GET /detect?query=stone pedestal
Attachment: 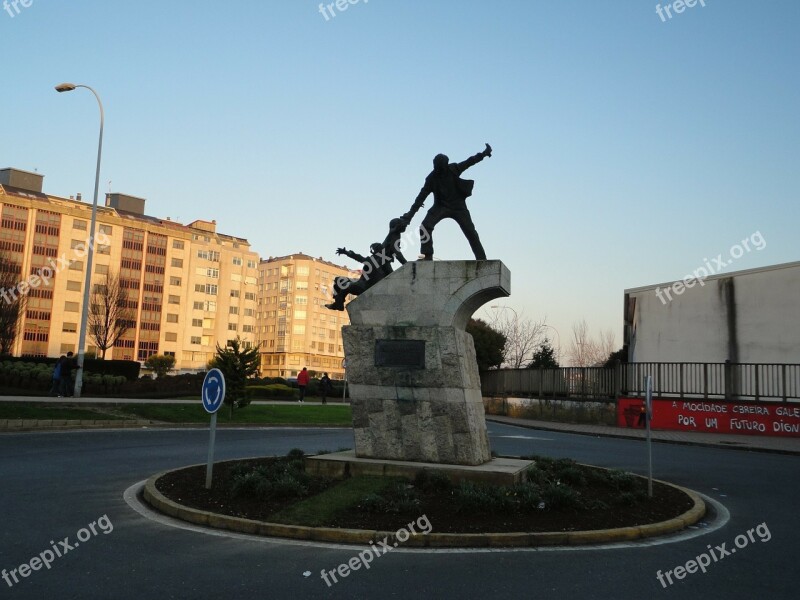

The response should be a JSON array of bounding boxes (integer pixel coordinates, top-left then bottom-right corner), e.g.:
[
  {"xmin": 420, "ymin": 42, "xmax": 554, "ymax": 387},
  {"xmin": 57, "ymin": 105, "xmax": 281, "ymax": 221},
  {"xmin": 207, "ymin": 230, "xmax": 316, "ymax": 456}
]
[{"xmin": 342, "ymin": 260, "xmax": 510, "ymax": 466}]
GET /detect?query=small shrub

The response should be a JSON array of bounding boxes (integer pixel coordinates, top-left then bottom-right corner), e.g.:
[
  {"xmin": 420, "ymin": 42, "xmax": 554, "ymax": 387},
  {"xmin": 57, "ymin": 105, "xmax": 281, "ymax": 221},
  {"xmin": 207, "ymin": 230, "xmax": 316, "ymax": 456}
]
[
  {"xmin": 541, "ymin": 483, "xmax": 582, "ymax": 510},
  {"xmin": 414, "ymin": 470, "xmax": 453, "ymax": 493}
]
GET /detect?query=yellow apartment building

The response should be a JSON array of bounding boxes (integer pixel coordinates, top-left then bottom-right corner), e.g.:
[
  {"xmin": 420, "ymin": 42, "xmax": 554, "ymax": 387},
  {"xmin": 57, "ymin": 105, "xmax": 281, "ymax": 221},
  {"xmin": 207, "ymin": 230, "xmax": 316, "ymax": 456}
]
[
  {"xmin": 0, "ymin": 168, "xmax": 259, "ymax": 371},
  {"xmin": 257, "ymin": 254, "xmax": 353, "ymax": 380}
]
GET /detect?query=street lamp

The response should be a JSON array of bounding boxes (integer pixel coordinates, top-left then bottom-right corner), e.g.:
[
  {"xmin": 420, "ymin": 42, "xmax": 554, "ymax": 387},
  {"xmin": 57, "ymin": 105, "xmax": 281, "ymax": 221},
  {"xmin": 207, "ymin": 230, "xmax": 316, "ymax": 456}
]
[{"xmin": 55, "ymin": 82, "xmax": 104, "ymax": 398}]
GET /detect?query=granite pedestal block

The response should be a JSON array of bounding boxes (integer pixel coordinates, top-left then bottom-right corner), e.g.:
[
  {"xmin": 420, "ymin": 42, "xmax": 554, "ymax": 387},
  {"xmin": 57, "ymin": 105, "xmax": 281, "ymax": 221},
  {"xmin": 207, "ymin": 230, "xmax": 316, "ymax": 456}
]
[{"xmin": 342, "ymin": 260, "xmax": 510, "ymax": 466}]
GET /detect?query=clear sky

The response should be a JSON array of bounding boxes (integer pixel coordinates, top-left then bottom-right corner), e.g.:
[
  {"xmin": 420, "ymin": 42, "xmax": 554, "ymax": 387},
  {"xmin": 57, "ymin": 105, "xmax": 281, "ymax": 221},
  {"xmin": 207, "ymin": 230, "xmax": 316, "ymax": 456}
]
[{"xmin": 2, "ymin": 0, "xmax": 798, "ymax": 355}]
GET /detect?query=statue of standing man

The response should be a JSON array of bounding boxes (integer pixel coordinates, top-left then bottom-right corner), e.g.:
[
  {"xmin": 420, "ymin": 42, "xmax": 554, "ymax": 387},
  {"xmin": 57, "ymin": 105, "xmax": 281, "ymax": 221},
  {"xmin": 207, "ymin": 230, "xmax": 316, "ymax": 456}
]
[{"xmin": 402, "ymin": 143, "xmax": 492, "ymax": 261}]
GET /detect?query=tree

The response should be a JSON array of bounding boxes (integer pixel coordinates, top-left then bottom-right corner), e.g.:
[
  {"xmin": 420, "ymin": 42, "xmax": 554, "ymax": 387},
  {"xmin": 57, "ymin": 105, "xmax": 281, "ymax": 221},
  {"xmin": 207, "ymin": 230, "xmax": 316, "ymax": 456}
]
[
  {"xmin": 88, "ymin": 271, "xmax": 135, "ymax": 359},
  {"xmin": 489, "ymin": 309, "xmax": 548, "ymax": 369},
  {"xmin": 466, "ymin": 318, "xmax": 506, "ymax": 371},
  {"xmin": 604, "ymin": 347, "xmax": 627, "ymax": 367},
  {"xmin": 0, "ymin": 252, "xmax": 26, "ymax": 356},
  {"xmin": 145, "ymin": 354, "xmax": 175, "ymax": 378},
  {"xmin": 566, "ymin": 319, "xmax": 617, "ymax": 367},
  {"xmin": 208, "ymin": 336, "xmax": 261, "ymax": 416},
  {"xmin": 528, "ymin": 338, "xmax": 559, "ymax": 368}
]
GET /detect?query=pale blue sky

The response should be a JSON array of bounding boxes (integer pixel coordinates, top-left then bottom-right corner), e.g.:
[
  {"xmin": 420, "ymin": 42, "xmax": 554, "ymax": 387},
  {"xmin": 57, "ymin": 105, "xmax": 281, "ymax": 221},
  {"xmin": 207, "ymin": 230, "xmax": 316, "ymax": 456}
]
[{"xmin": 2, "ymin": 0, "xmax": 798, "ymax": 353}]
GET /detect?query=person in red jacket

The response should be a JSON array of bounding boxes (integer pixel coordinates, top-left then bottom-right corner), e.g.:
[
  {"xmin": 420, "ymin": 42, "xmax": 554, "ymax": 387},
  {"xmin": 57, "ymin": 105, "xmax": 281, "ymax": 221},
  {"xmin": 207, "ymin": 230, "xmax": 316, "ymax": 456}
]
[{"xmin": 297, "ymin": 367, "xmax": 310, "ymax": 403}]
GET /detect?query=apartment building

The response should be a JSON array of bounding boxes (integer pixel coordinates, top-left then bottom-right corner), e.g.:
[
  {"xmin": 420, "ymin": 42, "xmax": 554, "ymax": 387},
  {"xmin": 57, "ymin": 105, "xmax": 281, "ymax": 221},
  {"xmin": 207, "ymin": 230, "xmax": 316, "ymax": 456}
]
[
  {"xmin": 0, "ymin": 168, "xmax": 259, "ymax": 370},
  {"xmin": 257, "ymin": 254, "xmax": 353, "ymax": 380}
]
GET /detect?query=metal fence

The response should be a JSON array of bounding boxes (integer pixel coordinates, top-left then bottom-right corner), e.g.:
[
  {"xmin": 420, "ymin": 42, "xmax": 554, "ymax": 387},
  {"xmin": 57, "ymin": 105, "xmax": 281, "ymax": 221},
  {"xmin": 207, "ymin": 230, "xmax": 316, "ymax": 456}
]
[{"xmin": 480, "ymin": 362, "xmax": 800, "ymax": 403}]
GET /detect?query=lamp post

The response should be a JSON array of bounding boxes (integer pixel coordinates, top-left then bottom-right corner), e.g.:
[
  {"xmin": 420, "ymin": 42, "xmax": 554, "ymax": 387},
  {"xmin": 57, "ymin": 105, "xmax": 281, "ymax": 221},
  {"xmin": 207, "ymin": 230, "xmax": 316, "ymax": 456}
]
[{"xmin": 55, "ymin": 83, "xmax": 104, "ymax": 398}]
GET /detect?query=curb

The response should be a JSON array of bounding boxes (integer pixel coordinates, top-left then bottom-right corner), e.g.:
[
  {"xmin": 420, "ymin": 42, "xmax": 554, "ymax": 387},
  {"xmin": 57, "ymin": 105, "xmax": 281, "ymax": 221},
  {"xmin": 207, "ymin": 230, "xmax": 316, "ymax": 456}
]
[
  {"xmin": 0, "ymin": 419, "xmax": 154, "ymax": 431},
  {"xmin": 485, "ymin": 416, "xmax": 800, "ymax": 456},
  {"xmin": 142, "ymin": 461, "xmax": 706, "ymax": 548}
]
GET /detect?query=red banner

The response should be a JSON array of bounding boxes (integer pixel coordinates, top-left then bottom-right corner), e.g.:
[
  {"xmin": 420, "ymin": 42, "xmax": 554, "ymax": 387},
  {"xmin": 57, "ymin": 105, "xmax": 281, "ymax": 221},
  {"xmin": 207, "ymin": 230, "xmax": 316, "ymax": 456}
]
[{"xmin": 617, "ymin": 397, "xmax": 800, "ymax": 438}]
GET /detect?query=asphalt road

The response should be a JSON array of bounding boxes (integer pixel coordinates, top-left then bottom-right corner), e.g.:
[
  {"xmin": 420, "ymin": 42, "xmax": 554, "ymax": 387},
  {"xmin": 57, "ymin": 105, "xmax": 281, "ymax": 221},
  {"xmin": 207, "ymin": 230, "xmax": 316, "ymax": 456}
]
[{"xmin": 0, "ymin": 423, "xmax": 797, "ymax": 599}]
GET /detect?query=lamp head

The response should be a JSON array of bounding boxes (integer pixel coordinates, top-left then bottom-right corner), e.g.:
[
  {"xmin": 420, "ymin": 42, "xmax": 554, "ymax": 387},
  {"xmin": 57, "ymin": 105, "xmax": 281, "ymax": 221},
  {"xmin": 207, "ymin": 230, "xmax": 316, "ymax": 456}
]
[{"xmin": 55, "ymin": 83, "xmax": 77, "ymax": 93}]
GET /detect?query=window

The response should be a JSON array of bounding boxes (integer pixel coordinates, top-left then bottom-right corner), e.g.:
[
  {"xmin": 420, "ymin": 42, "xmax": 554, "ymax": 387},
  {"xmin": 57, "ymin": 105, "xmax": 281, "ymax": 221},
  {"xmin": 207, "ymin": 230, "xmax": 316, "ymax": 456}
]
[
  {"xmin": 62, "ymin": 322, "xmax": 77, "ymax": 333},
  {"xmin": 70, "ymin": 239, "xmax": 86, "ymax": 250},
  {"xmin": 190, "ymin": 336, "xmax": 201, "ymax": 345},
  {"xmin": 228, "ymin": 323, "xmax": 237, "ymax": 331},
  {"xmin": 64, "ymin": 301, "xmax": 79, "ymax": 312},
  {"xmin": 229, "ymin": 306, "xmax": 239, "ymax": 315},
  {"xmin": 207, "ymin": 284, "xmax": 218, "ymax": 295},
  {"xmin": 207, "ymin": 268, "xmax": 219, "ymax": 278},
  {"xmin": 164, "ymin": 351, "xmax": 175, "ymax": 357},
  {"xmin": 165, "ymin": 332, "xmax": 177, "ymax": 342},
  {"xmin": 192, "ymin": 318, "xmax": 202, "ymax": 327},
  {"xmin": 232, "ymin": 257, "xmax": 242, "ymax": 266},
  {"xmin": 295, "ymin": 296, "xmax": 307, "ymax": 305},
  {"xmin": 166, "ymin": 314, "xmax": 179, "ymax": 323},
  {"xmin": 168, "ymin": 295, "xmax": 180, "ymax": 304},
  {"xmin": 244, "ymin": 308, "xmax": 254, "ymax": 317},
  {"xmin": 171, "ymin": 258, "xmax": 183, "ymax": 268},
  {"xmin": 97, "ymin": 244, "xmax": 110, "ymax": 255},
  {"xmin": 173, "ymin": 239, "xmax": 184, "ymax": 249},
  {"xmin": 245, "ymin": 292, "xmax": 256, "ymax": 301},
  {"xmin": 73, "ymin": 219, "xmax": 87, "ymax": 231},
  {"xmin": 242, "ymin": 325, "xmax": 254, "ymax": 333},
  {"xmin": 293, "ymin": 324, "xmax": 305, "ymax": 335},
  {"xmin": 205, "ymin": 301, "xmax": 216, "ymax": 312},
  {"xmin": 95, "ymin": 264, "xmax": 109, "ymax": 275},
  {"xmin": 193, "ymin": 301, "xmax": 204, "ymax": 310},
  {"xmin": 69, "ymin": 261, "xmax": 83, "ymax": 271},
  {"xmin": 66, "ymin": 280, "xmax": 81, "ymax": 292},
  {"xmin": 98, "ymin": 224, "xmax": 112, "ymax": 235},
  {"xmin": 247, "ymin": 260, "xmax": 256, "ymax": 269},
  {"xmin": 230, "ymin": 290, "xmax": 240, "ymax": 298},
  {"xmin": 60, "ymin": 343, "xmax": 76, "ymax": 354},
  {"xmin": 297, "ymin": 266, "xmax": 309, "ymax": 276},
  {"xmin": 170, "ymin": 276, "xmax": 181, "ymax": 286},
  {"xmin": 294, "ymin": 310, "xmax": 306, "ymax": 320}
]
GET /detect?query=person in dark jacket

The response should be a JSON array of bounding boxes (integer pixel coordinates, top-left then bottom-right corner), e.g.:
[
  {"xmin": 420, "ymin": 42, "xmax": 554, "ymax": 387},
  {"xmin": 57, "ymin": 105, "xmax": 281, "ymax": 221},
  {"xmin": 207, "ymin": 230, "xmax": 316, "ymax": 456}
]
[
  {"xmin": 59, "ymin": 351, "xmax": 77, "ymax": 397},
  {"xmin": 402, "ymin": 143, "xmax": 492, "ymax": 260},
  {"xmin": 50, "ymin": 355, "xmax": 65, "ymax": 396},
  {"xmin": 319, "ymin": 373, "xmax": 332, "ymax": 405}
]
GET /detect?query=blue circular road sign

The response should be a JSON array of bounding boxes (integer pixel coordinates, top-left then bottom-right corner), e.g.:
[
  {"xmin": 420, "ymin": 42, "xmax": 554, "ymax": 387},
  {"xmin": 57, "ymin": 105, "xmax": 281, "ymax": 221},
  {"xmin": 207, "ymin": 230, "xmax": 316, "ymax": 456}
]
[{"xmin": 202, "ymin": 368, "xmax": 226, "ymax": 414}]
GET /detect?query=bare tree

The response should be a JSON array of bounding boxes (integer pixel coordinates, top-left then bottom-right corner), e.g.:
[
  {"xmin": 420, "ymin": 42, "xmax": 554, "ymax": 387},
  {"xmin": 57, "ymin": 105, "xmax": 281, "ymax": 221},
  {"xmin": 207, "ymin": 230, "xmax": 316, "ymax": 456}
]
[
  {"xmin": 567, "ymin": 319, "xmax": 616, "ymax": 367},
  {"xmin": 490, "ymin": 309, "xmax": 548, "ymax": 369},
  {"xmin": 0, "ymin": 252, "xmax": 26, "ymax": 356},
  {"xmin": 88, "ymin": 271, "xmax": 135, "ymax": 359}
]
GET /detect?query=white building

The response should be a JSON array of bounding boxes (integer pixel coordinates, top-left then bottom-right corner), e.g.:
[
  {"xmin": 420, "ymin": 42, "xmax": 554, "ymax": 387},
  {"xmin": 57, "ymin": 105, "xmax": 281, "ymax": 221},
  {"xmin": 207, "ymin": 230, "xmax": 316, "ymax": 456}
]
[{"xmin": 624, "ymin": 261, "xmax": 800, "ymax": 364}]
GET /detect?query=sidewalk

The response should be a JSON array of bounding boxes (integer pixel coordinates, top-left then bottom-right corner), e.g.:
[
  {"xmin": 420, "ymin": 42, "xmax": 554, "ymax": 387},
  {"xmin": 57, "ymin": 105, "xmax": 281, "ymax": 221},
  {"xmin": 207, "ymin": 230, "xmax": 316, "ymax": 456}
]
[{"xmin": 486, "ymin": 415, "xmax": 800, "ymax": 455}]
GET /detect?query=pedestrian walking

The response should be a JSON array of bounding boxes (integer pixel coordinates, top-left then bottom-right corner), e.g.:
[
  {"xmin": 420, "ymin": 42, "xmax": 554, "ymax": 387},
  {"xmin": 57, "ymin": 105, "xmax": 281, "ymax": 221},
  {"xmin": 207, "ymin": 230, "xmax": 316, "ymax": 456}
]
[
  {"xmin": 319, "ymin": 373, "xmax": 332, "ymax": 405},
  {"xmin": 50, "ymin": 355, "xmax": 65, "ymax": 396},
  {"xmin": 59, "ymin": 351, "xmax": 77, "ymax": 397},
  {"xmin": 297, "ymin": 367, "xmax": 309, "ymax": 403}
]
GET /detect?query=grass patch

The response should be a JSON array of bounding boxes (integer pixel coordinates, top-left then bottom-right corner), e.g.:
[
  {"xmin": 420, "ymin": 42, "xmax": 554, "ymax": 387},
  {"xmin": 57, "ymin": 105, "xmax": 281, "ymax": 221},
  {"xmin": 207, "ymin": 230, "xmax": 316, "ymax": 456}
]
[
  {"xmin": 0, "ymin": 403, "xmax": 128, "ymax": 421},
  {"xmin": 118, "ymin": 403, "xmax": 352, "ymax": 425},
  {"xmin": 270, "ymin": 476, "xmax": 398, "ymax": 526}
]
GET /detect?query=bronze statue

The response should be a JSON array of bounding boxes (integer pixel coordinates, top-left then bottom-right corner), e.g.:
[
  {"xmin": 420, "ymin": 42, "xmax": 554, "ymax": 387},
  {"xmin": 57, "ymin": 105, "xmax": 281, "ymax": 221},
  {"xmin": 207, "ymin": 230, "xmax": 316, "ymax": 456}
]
[
  {"xmin": 325, "ymin": 243, "xmax": 393, "ymax": 311},
  {"xmin": 402, "ymin": 143, "xmax": 492, "ymax": 260}
]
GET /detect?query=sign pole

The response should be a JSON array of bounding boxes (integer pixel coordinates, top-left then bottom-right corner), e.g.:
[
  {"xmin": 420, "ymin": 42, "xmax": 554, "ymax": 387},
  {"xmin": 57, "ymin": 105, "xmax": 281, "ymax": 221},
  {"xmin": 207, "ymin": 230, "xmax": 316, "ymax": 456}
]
[
  {"xmin": 205, "ymin": 412, "xmax": 217, "ymax": 489},
  {"xmin": 201, "ymin": 368, "xmax": 226, "ymax": 490},
  {"xmin": 645, "ymin": 375, "xmax": 654, "ymax": 498}
]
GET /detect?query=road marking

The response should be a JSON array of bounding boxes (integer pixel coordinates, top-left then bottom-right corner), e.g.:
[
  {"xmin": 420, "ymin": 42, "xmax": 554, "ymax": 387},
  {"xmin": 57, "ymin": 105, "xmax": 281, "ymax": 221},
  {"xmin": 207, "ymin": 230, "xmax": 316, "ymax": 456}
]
[{"xmin": 495, "ymin": 435, "xmax": 552, "ymax": 441}]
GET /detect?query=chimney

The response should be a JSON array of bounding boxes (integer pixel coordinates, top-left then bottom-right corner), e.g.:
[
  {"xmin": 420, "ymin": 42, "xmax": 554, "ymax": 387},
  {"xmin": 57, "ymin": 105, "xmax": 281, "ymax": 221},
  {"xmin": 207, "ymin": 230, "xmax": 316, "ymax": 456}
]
[{"xmin": 76, "ymin": 193, "xmax": 82, "ymax": 202}]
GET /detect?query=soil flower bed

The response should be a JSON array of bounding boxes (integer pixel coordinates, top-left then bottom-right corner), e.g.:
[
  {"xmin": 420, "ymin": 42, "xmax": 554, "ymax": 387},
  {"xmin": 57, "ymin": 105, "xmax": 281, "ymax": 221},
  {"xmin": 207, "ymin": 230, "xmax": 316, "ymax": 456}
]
[{"xmin": 154, "ymin": 451, "xmax": 695, "ymax": 534}]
